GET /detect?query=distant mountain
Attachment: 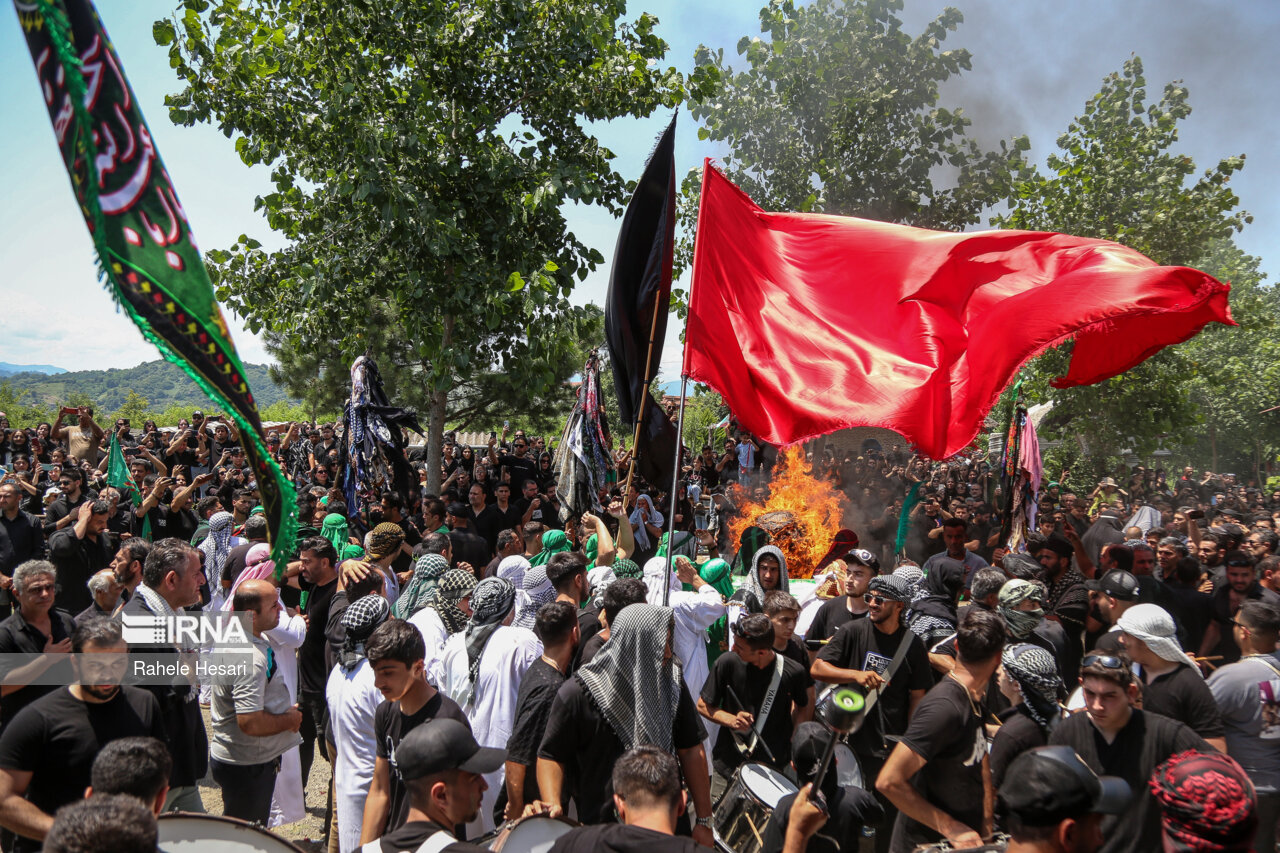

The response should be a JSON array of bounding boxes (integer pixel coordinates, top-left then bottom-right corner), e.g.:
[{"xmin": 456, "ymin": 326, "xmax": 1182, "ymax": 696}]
[
  {"xmin": 0, "ymin": 359, "xmax": 297, "ymax": 413},
  {"xmin": 0, "ymin": 362, "xmax": 66, "ymax": 376}
]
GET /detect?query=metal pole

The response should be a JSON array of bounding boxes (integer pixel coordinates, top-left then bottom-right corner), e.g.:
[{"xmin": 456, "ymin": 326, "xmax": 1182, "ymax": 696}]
[{"xmin": 662, "ymin": 375, "xmax": 689, "ymax": 607}]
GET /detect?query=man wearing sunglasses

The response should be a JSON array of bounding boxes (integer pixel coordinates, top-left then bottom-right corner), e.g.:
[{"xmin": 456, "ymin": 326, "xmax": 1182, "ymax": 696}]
[
  {"xmin": 813, "ymin": 575, "xmax": 931, "ymax": 853},
  {"xmin": 1049, "ymin": 651, "xmax": 1209, "ymax": 853}
]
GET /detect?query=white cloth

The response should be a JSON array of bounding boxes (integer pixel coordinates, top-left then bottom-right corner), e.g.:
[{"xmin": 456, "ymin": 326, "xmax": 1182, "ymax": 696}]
[
  {"xmin": 429, "ymin": 625, "xmax": 541, "ymax": 836},
  {"xmin": 266, "ymin": 612, "xmax": 306, "ymax": 828},
  {"xmin": 642, "ymin": 559, "xmax": 726, "ymax": 703},
  {"xmin": 407, "ymin": 606, "xmax": 450, "ymax": 682},
  {"xmin": 629, "ymin": 495, "xmax": 664, "ymax": 551},
  {"xmin": 326, "ymin": 658, "xmax": 384, "ymax": 853},
  {"xmin": 1117, "ymin": 603, "xmax": 1199, "ymax": 671},
  {"xmin": 496, "ymin": 555, "xmax": 531, "ymax": 587}
]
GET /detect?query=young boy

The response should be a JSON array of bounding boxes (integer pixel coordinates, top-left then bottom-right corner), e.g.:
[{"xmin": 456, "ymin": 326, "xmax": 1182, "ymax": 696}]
[
  {"xmin": 764, "ymin": 590, "xmax": 816, "ymax": 715},
  {"xmin": 359, "ymin": 619, "xmax": 470, "ymax": 844}
]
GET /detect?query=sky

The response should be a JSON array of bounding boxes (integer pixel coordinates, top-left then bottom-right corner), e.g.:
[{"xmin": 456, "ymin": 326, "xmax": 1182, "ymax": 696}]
[{"xmin": 1, "ymin": 0, "xmax": 1276, "ymax": 382}]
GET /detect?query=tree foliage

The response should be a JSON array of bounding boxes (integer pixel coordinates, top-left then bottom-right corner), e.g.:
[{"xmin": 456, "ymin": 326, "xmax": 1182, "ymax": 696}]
[
  {"xmin": 994, "ymin": 58, "xmax": 1254, "ymax": 475},
  {"xmin": 155, "ymin": 0, "xmax": 710, "ymax": 491},
  {"xmin": 673, "ymin": 0, "xmax": 1029, "ymax": 299}
]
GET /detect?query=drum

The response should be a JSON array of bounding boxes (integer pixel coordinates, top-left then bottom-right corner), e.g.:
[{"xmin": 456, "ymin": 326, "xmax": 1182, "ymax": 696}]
[
  {"xmin": 486, "ymin": 815, "xmax": 577, "ymax": 852},
  {"xmin": 713, "ymin": 763, "xmax": 798, "ymax": 853},
  {"xmin": 911, "ymin": 833, "xmax": 1010, "ymax": 852},
  {"xmin": 156, "ymin": 813, "xmax": 305, "ymax": 852}
]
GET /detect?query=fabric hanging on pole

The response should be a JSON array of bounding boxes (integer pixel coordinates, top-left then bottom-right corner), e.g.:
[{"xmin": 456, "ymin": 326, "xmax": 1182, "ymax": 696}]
[
  {"xmin": 684, "ymin": 162, "xmax": 1235, "ymax": 459},
  {"xmin": 17, "ymin": 0, "xmax": 297, "ymax": 571},
  {"xmin": 340, "ymin": 355, "xmax": 423, "ymax": 523},
  {"xmin": 604, "ymin": 113, "xmax": 679, "ymax": 490},
  {"xmin": 555, "ymin": 351, "xmax": 615, "ymax": 520}
]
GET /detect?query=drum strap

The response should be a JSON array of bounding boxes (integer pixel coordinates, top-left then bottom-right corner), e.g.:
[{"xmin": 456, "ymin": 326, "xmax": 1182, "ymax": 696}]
[
  {"xmin": 861, "ymin": 626, "xmax": 915, "ymax": 716},
  {"xmin": 744, "ymin": 651, "xmax": 786, "ymax": 753}
]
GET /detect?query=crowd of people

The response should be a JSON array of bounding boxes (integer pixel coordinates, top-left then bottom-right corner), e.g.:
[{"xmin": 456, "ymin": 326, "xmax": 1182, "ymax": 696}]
[{"xmin": 0, "ymin": 403, "xmax": 1276, "ymax": 853}]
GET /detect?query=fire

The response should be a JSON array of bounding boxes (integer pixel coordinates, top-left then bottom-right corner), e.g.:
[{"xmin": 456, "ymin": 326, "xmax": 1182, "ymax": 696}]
[{"xmin": 729, "ymin": 446, "xmax": 847, "ymax": 579}]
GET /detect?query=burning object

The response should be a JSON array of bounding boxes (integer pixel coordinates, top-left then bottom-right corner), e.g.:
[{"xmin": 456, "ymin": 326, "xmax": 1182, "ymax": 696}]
[{"xmin": 729, "ymin": 447, "xmax": 847, "ymax": 579}]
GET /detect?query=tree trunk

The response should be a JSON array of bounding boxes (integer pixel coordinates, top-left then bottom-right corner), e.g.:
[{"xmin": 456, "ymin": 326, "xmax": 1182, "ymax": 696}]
[
  {"xmin": 424, "ymin": 315, "xmax": 455, "ymax": 497},
  {"xmin": 1210, "ymin": 423, "xmax": 1218, "ymax": 472}
]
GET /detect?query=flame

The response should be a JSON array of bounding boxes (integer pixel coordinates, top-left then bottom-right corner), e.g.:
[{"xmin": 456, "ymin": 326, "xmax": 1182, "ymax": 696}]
[{"xmin": 729, "ymin": 446, "xmax": 847, "ymax": 579}]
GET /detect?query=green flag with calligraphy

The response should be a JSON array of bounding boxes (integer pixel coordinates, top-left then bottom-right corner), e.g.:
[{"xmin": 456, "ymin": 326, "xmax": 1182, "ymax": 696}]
[
  {"xmin": 15, "ymin": 0, "xmax": 297, "ymax": 571},
  {"xmin": 106, "ymin": 432, "xmax": 151, "ymax": 540}
]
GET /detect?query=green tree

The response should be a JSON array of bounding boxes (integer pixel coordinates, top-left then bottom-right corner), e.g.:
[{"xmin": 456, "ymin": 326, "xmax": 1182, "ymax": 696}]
[
  {"xmin": 673, "ymin": 0, "xmax": 1029, "ymax": 297},
  {"xmin": 0, "ymin": 383, "xmax": 51, "ymax": 429},
  {"xmin": 156, "ymin": 0, "xmax": 710, "ymax": 493},
  {"xmin": 993, "ymin": 58, "xmax": 1251, "ymax": 474},
  {"xmin": 111, "ymin": 391, "xmax": 151, "ymax": 426}
]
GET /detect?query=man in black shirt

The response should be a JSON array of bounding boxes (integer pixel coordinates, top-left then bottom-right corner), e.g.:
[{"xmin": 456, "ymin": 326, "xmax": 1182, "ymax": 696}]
[
  {"xmin": 361, "ymin": 619, "xmax": 469, "ymax": 843},
  {"xmin": 41, "ymin": 470, "xmax": 90, "ymax": 538},
  {"xmin": 1115, "ymin": 603, "xmax": 1226, "ymax": 750},
  {"xmin": 467, "ymin": 483, "xmax": 503, "ymax": 555},
  {"xmin": 295, "ymin": 537, "xmax": 340, "ymax": 788},
  {"xmin": 489, "ymin": 484, "xmax": 523, "ymax": 541},
  {"xmin": 0, "ymin": 560, "xmax": 75, "ymax": 726},
  {"xmin": 1200, "ymin": 550, "xmax": 1280, "ymax": 664},
  {"xmin": 364, "ymin": 718, "xmax": 500, "ymax": 853},
  {"xmin": 117, "ymin": 539, "xmax": 209, "ymax": 813},
  {"xmin": 996, "ymin": 746, "xmax": 1131, "ymax": 853},
  {"xmin": 0, "ymin": 617, "xmax": 164, "ymax": 853},
  {"xmin": 878, "ymin": 607, "xmax": 1005, "ymax": 853},
  {"xmin": 549, "ymin": 747, "xmax": 702, "ymax": 853},
  {"xmin": 447, "ymin": 504, "xmax": 491, "ymax": 571},
  {"xmin": 505, "ymin": 601, "xmax": 577, "ymax": 819},
  {"xmin": 698, "ymin": 613, "xmax": 810, "ymax": 794},
  {"xmin": 0, "ymin": 483, "xmax": 43, "ymax": 617},
  {"xmin": 537, "ymin": 604, "xmax": 713, "ymax": 844},
  {"xmin": 1049, "ymin": 652, "xmax": 1209, "ymax": 853},
  {"xmin": 380, "ymin": 492, "xmax": 422, "ymax": 576},
  {"xmin": 762, "ymin": 722, "xmax": 885, "ymax": 853},
  {"xmin": 488, "ymin": 433, "xmax": 538, "ymax": 496},
  {"xmin": 805, "ymin": 554, "xmax": 872, "ymax": 645},
  {"xmin": 47, "ymin": 500, "xmax": 112, "ymax": 615},
  {"xmin": 813, "ymin": 574, "xmax": 930, "ymax": 853},
  {"xmin": 763, "ymin": 591, "xmax": 815, "ymax": 707}
]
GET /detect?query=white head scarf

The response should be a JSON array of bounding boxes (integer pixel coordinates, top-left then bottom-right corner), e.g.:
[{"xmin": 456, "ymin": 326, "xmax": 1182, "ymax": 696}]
[
  {"xmin": 1118, "ymin": 603, "xmax": 1199, "ymax": 672},
  {"xmin": 497, "ymin": 555, "xmax": 531, "ymax": 588},
  {"xmin": 642, "ymin": 556, "xmax": 680, "ymax": 606},
  {"xmin": 628, "ymin": 495, "xmax": 664, "ymax": 551}
]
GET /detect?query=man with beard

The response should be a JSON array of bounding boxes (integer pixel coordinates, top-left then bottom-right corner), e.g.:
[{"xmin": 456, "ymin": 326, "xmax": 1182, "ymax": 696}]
[
  {"xmin": 1084, "ymin": 569, "xmax": 1141, "ymax": 655},
  {"xmin": 812, "ymin": 574, "xmax": 930, "ymax": 853},
  {"xmin": 1035, "ymin": 535, "xmax": 1088, "ymax": 683},
  {"xmin": 1199, "ymin": 550, "xmax": 1280, "ymax": 664},
  {"xmin": 805, "ymin": 550, "xmax": 873, "ymax": 645},
  {"xmin": 47, "ymin": 500, "xmax": 112, "ymax": 615},
  {"xmin": 108, "ymin": 539, "xmax": 149, "ymax": 601},
  {"xmin": 0, "ymin": 618, "xmax": 163, "ymax": 853}
]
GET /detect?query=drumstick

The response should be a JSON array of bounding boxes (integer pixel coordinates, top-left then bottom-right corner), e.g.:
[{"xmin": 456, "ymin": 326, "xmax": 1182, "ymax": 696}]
[
  {"xmin": 725, "ymin": 684, "xmax": 777, "ymax": 764},
  {"xmin": 745, "ymin": 812, "xmax": 764, "ymax": 847}
]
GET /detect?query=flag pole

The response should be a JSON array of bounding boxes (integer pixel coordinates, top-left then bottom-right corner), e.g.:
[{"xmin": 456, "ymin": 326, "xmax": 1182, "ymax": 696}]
[
  {"xmin": 623, "ymin": 285, "xmax": 666, "ymax": 497},
  {"xmin": 662, "ymin": 375, "xmax": 689, "ymax": 608}
]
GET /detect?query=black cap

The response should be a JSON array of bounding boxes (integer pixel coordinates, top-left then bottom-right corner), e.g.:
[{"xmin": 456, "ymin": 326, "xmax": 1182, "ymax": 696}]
[
  {"xmin": 395, "ymin": 719, "xmax": 506, "ymax": 781},
  {"xmin": 1085, "ymin": 570, "xmax": 1141, "ymax": 602},
  {"xmin": 999, "ymin": 746, "xmax": 1130, "ymax": 827},
  {"xmin": 790, "ymin": 722, "xmax": 833, "ymax": 782},
  {"xmin": 446, "ymin": 502, "xmax": 469, "ymax": 518}
]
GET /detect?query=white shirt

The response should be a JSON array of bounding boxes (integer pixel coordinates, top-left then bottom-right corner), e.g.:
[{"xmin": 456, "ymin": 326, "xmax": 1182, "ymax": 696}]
[
  {"xmin": 326, "ymin": 659, "xmax": 383, "ymax": 853},
  {"xmin": 668, "ymin": 584, "xmax": 727, "ymax": 702},
  {"xmin": 408, "ymin": 606, "xmax": 450, "ymax": 682}
]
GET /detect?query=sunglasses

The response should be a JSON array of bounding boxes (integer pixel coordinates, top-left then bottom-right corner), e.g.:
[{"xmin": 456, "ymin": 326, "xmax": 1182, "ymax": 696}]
[
  {"xmin": 862, "ymin": 593, "xmax": 892, "ymax": 605},
  {"xmin": 1082, "ymin": 654, "xmax": 1125, "ymax": 670}
]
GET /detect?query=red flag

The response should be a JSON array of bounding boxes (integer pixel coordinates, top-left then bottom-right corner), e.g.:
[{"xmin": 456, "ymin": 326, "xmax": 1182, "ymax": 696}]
[{"xmin": 685, "ymin": 162, "xmax": 1234, "ymax": 458}]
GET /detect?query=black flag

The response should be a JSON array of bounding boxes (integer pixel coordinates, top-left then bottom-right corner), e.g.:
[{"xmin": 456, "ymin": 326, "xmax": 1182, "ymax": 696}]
[{"xmin": 605, "ymin": 113, "xmax": 679, "ymax": 491}]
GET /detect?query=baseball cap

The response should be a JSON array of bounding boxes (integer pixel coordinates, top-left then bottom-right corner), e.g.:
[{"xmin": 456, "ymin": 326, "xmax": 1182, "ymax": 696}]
[
  {"xmin": 999, "ymin": 745, "xmax": 1130, "ymax": 827},
  {"xmin": 1085, "ymin": 570, "xmax": 1141, "ymax": 602},
  {"xmin": 395, "ymin": 719, "xmax": 506, "ymax": 781}
]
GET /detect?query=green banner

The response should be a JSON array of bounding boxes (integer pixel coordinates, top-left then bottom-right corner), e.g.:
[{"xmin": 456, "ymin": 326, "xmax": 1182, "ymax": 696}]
[{"xmin": 16, "ymin": 0, "xmax": 297, "ymax": 570}]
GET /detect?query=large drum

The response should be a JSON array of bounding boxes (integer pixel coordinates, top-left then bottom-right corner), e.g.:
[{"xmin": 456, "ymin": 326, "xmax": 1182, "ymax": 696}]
[
  {"xmin": 156, "ymin": 813, "xmax": 305, "ymax": 852},
  {"xmin": 485, "ymin": 815, "xmax": 577, "ymax": 852},
  {"xmin": 713, "ymin": 763, "xmax": 798, "ymax": 853}
]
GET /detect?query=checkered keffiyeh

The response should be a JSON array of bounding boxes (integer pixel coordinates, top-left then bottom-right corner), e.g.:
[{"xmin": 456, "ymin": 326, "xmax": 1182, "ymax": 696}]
[
  {"xmin": 463, "ymin": 578, "xmax": 517, "ymax": 692},
  {"xmin": 1001, "ymin": 643, "xmax": 1063, "ymax": 731},
  {"xmin": 430, "ymin": 569, "xmax": 476, "ymax": 635},
  {"xmin": 339, "ymin": 594, "xmax": 390, "ymax": 670},
  {"xmin": 366, "ymin": 522, "xmax": 405, "ymax": 560},
  {"xmin": 514, "ymin": 568, "xmax": 556, "ymax": 630},
  {"xmin": 576, "ymin": 603, "xmax": 702, "ymax": 752},
  {"xmin": 868, "ymin": 574, "xmax": 912, "ymax": 603},
  {"xmin": 1151, "ymin": 750, "xmax": 1256, "ymax": 852}
]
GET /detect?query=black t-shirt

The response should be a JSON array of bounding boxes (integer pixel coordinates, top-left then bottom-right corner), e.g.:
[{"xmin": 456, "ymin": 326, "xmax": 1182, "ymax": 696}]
[
  {"xmin": 701, "ymin": 650, "xmax": 809, "ymax": 776},
  {"xmin": 577, "ymin": 632, "xmax": 606, "ymax": 667},
  {"xmin": 507, "ymin": 659, "xmax": 567, "ymax": 805},
  {"xmin": 0, "ymin": 511, "xmax": 43, "ymax": 576},
  {"xmin": 299, "ymin": 578, "xmax": 339, "ymax": 696},
  {"xmin": 448, "ymin": 530, "xmax": 491, "ymax": 571},
  {"xmin": 806, "ymin": 596, "xmax": 868, "ymax": 643},
  {"xmin": 0, "ymin": 607, "xmax": 77, "ymax": 726},
  {"xmin": 778, "ymin": 637, "xmax": 814, "ymax": 688},
  {"xmin": 549, "ymin": 823, "xmax": 701, "ymax": 853},
  {"xmin": 1142, "ymin": 663, "xmax": 1225, "ymax": 741},
  {"xmin": 570, "ymin": 609, "xmax": 602, "ymax": 673},
  {"xmin": 762, "ymin": 785, "xmax": 884, "ymax": 853},
  {"xmin": 497, "ymin": 454, "xmax": 539, "ymax": 491},
  {"xmin": 894, "ymin": 677, "xmax": 988, "ymax": 848},
  {"xmin": 816, "ymin": 619, "xmax": 932, "ymax": 756},
  {"xmin": 393, "ymin": 519, "xmax": 423, "ymax": 575},
  {"xmin": 989, "ymin": 706, "xmax": 1047, "ymax": 788},
  {"xmin": 374, "ymin": 691, "xmax": 470, "ymax": 834},
  {"xmin": 539, "ymin": 676, "xmax": 705, "ymax": 824},
  {"xmin": 1050, "ymin": 709, "xmax": 1208, "ymax": 853},
  {"xmin": 470, "ymin": 506, "xmax": 505, "ymax": 552},
  {"xmin": 221, "ymin": 540, "xmax": 256, "ymax": 588},
  {"xmin": 0, "ymin": 685, "xmax": 164, "ymax": 853},
  {"xmin": 376, "ymin": 820, "xmax": 486, "ymax": 853},
  {"xmin": 47, "ymin": 528, "xmax": 111, "ymax": 614}
]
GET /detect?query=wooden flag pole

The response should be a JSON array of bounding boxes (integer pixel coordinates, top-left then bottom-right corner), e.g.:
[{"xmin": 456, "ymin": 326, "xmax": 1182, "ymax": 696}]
[{"xmin": 623, "ymin": 285, "xmax": 666, "ymax": 497}]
